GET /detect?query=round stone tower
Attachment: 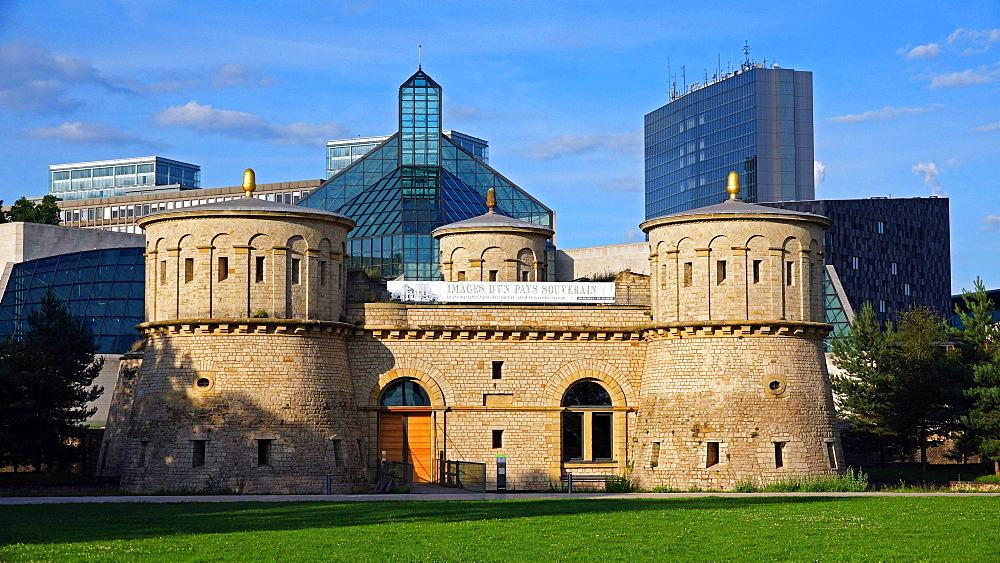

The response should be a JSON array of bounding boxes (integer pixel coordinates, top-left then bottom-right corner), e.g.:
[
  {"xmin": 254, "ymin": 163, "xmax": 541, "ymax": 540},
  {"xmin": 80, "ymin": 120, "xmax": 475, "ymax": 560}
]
[
  {"xmin": 632, "ymin": 172, "xmax": 842, "ymax": 490},
  {"xmin": 433, "ymin": 189, "xmax": 553, "ymax": 281},
  {"xmin": 117, "ymin": 170, "xmax": 365, "ymax": 493}
]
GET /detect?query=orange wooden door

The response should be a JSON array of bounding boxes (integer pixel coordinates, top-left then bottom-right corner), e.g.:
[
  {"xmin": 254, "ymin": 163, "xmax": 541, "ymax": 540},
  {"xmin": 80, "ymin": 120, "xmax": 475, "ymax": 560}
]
[
  {"xmin": 378, "ymin": 411, "xmax": 433, "ymax": 483},
  {"xmin": 405, "ymin": 413, "xmax": 433, "ymax": 483}
]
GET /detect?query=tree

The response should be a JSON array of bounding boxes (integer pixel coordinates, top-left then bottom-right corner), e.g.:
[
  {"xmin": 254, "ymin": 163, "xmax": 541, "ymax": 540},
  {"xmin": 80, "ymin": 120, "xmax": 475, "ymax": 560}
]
[
  {"xmin": 6, "ymin": 195, "xmax": 61, "ymax": 225},
  {"xmin": 955, "ymin": 279, "xmax": 1000, "ymax": 474},
  {"xmin": 0, "ymin": 292, "xmax": 103, "ymax": 471},
  {"xmin": 883, "ymin": 306, "xmax": 963, "ymax": 472},
  {"xmin": 0, "ymin": 200, "xmax": 9, "ymax": 223},
  {"xmin": 831, "ymin": 302, "xmax": 895, "ymax": 465}
]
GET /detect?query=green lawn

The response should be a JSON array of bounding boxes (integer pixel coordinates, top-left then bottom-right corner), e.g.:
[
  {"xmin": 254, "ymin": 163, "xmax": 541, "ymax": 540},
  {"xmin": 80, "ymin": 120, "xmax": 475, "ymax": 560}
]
[{"xmin": 2, "ymin": 497, "xmax": 999, "ymax": 561}]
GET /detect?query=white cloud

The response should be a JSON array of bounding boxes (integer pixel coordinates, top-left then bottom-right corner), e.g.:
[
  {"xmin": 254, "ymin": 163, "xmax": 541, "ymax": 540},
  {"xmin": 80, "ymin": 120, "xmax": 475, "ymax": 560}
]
[
  {"xmin": 21, "ymin": 121, "xmax": 161, "ymax": 146},
  {"xmin": 945, "ymin": 157, "xmax": 962, "ymax": 168},
  {"xmin": 929, "ymin": 68, "xmax": 997, "ymax": 88},
  {"xmin": 947, "ymin": 28, "xmax": 1000, "ymax": 45},
  {"xmin": 826, "ymin": 104, "xmax": 943, "ymax": 123},
  {"xmin": 984, "ymin": 215, "xmax": 1000, "ymax": 230},
  {"xmin": 814, "ymin": 161, "xmax": 826, "ymax": 185},
  {"xmin": 602, "ymin": 179, "xmax": 641, "ymax": 193},
  {"xmin": 0, "ymin": 41, "xmax": 128, "ymax": 113},
  {"xmin": 211, "ymin": 64, "xmax": 277, "ymax": 89},
  {"xmin": 972, "ymin": 121, "xmax": 1000, "ymax": 132},
  {"xmin": 912, "ymin": 161, "xmax": 946, "ymax": 196},
  {"xmin": 623, "ymin": 229, "xmax": 642, "ymax": 243},
  {"xmin": 445, "ymin": 105, "xmax": 484, "ymax": 121},
  {"xmin": 526, "ymin": 130, "xmax": 641, "ymax": 160},
  {"xmin": 898, "ymin": 43, "xmax": 941, "ymax": 60},
  {"xmin": 153, "ymin": 101, "xmax": 349, "ymax": 145}
]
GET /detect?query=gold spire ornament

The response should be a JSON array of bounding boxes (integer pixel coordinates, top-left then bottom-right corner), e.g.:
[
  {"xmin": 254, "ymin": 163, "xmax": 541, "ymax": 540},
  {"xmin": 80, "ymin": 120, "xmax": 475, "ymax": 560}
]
[
  {"xmin": 242, "ymin": 168, "xmax": 256, "ymax": 197},
  {"xmin": 726, "ymin": 171, "xmax": 741, "ymax": 200},
  {"xmin": 486, "ymin": 187, "xmax": 497, "ymax": 213}
]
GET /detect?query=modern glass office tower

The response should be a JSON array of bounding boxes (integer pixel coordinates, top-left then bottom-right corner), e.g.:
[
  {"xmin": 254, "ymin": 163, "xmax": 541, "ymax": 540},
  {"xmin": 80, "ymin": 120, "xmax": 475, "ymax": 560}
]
[
  {"xmin": 49, "ymin": 157, "xmax": 200, "ymax": 201},
  {"xmin": 302, "ymin": 69, "xmax": 552, "ymax": 281},
  {"xmin": 326, "ymin": 131, "xmax": 488, "ymax": 178},
  {"xmin": 644, "ymin": 66, "xmax": 814, "ymax": 219}
]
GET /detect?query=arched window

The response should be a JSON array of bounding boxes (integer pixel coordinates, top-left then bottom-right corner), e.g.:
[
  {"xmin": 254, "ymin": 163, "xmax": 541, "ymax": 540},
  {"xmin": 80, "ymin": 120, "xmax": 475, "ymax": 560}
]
[
  {"xmin": 561, "ymin": 380, "xmax": 613, "ymax": 462},
  {"xmin": 380, "ymin": 380, "xmax": 431, "ymax": 407}
]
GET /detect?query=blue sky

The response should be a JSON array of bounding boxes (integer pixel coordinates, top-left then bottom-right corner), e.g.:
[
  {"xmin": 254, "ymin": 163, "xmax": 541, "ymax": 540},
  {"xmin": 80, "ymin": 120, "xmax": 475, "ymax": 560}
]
[{"xmin": 0, "ymin": 0, "xmax": 997, "ymax": 293}]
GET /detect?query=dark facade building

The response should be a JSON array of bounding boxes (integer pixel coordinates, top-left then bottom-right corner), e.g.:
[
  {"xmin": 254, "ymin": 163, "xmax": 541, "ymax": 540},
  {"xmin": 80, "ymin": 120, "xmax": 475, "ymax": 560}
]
[
  {"xmin": 645, "ymin": 65, "xmax": 814, "ymax": 219},
  {"xmin": 301, "ymin": 69, "xmax": 553, "ymax": 281},
  {"xmin": 764, "ymin": 197, "xmax": 951, "ymax": 324}
]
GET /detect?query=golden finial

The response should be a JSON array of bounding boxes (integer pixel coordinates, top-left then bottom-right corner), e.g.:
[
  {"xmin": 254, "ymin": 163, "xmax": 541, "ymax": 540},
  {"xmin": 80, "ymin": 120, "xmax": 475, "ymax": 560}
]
[
  {"xmin": 486, "ymin": 187, "xmax": 497, "ymax": 213},
  {"xmin": 242, "ymin": 168, "xmax": 256, "ymax": 197},
  {"xmin": 726, "ymin": 171, "xmax": 741, "ymax": 200}
]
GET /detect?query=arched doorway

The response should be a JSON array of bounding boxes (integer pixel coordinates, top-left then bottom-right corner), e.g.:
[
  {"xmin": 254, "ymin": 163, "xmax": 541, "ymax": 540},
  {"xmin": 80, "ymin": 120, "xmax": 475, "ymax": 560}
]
[{"xmin": 378, "ymin": 380, "xmax": 433, "ymax": 482}]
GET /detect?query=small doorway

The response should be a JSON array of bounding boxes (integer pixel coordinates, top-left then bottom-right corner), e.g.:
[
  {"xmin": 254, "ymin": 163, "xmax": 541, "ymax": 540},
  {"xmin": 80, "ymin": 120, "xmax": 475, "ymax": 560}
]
[{"xmin": 378, "ymin": 380, "xmax": 433, "ymax": 482}]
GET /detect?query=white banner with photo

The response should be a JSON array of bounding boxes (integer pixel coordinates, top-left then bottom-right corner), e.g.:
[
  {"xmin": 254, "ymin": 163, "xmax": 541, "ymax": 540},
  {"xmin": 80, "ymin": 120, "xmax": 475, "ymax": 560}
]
[{"xmin": 387, "ymin": 281, "xmax": 616, "ymax": 304}]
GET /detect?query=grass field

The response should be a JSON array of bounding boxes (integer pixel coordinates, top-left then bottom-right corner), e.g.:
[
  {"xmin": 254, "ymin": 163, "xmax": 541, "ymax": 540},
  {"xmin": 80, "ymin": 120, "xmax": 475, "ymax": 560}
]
[{"xmin": 2, "ymin": 497, "xmax": 999, "ymax": 561}]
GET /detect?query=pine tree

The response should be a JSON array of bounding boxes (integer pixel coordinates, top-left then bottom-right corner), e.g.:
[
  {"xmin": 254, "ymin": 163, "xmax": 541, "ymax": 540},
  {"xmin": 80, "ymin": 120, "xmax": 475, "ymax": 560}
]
[
  {"xmin": 956, "ymin": 279, "xmax": 1000, "ymax": 474},
  {"xmin": 2, "ymin": 291, "xmax": 103, "ymax": 470},
  {"xmin": 831, "ymin": 302, "xmax": 895, "ymax": 465}
]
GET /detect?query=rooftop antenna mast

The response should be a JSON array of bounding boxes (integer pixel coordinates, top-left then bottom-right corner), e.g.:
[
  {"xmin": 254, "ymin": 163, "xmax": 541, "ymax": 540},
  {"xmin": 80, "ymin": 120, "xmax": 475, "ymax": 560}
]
[
  {"xmin": 418, "ymin": 45, "xmax": 422, "ymax": 70},
  {"xmin": 681, "ymin": 65, "xmax": 686, "ymax": 93},
  {"xmin": 742, "ymin": 41, "xmax": 751, "ymax": 71}
]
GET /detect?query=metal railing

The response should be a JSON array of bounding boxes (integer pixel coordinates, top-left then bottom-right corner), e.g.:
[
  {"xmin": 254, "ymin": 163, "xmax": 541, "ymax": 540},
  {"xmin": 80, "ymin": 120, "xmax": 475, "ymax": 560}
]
[
  {"xmin": 368, "ymin": 460, "xmax": 413, "ymax": 493},
  {"xmin": 440, "ymin": 456, "xmax": 487, "ymax": 493}
]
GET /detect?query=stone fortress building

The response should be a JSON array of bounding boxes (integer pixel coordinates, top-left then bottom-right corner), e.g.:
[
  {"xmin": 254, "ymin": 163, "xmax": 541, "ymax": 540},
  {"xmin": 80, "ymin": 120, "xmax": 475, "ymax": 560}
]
[{"xmin": 99, "ymin": 160, "xmax": 843, "ymax": 492}]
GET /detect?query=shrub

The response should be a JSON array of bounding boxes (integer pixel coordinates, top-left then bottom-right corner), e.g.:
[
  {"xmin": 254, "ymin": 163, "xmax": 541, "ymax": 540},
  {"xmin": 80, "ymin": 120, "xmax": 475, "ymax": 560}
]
[
  {"xmin": 251, "ymin": 310, "xmax": 268, "ymax": 318},
  {"xmin": 604, "ymin": 475, "xmax": 636, "ymax": 493},
  {"xmin": 973, "ymin": 474, "xmax": 1000, "ymax": 483}
]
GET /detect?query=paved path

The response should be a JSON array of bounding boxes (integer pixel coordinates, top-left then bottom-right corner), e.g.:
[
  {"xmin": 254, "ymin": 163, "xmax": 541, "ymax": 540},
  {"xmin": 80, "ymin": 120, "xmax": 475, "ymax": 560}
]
[{"xmin": 3, "ymin": 491, "xmax": 999, "ymax": 504}]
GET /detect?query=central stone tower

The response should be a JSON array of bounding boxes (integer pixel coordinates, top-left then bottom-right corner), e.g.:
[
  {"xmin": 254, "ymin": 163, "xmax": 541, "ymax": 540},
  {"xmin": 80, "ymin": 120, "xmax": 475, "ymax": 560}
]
[
  {"xmin": 109, "ymin": 171, "xmax": 366, "ymax": 493},
  {"xmin": 633, "ymin": 173, "xmax": 842, "ymax": 489}
]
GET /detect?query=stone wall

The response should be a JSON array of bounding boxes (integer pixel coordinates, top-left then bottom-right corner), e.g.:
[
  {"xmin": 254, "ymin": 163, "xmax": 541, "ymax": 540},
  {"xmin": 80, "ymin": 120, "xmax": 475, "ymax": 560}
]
[
  {"xmin": 96, "ymin": 352, "xmax": 143, "ymax": 478},
  {"xmin": 115, "ymin": 324, "xmax": 365, "ymax": 493},
  {"xmin": 633, "ymin": 329, "xmax": 841, "ymax": 490},
  {"xmin": 437, "ymin": 226, "xmax": 550, "ymax": 282},
  {"xmin": 142, "ymin": 213, "xmax": 350, "ymax": 322},
  {"xmin": 349, "ymin": 331, "xmax": 645, "ymax": 490}
]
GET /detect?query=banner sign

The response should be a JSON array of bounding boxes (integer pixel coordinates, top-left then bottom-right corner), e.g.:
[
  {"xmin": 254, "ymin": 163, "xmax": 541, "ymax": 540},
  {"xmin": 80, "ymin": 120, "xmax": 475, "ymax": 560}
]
[{"xmin": 387, "ymin": 281, "xmax": 616, "ymax": 304}]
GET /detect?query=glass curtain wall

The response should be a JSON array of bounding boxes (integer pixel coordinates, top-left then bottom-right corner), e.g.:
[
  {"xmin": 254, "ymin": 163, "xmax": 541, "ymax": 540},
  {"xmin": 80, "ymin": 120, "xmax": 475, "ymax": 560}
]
[
  {"xmin": 0, "ymin": 247, "xmax": 146, "ymax": 354},
  {"xmin": 299, "ymin": 69, "xmax": 553, "ymax": 281}
]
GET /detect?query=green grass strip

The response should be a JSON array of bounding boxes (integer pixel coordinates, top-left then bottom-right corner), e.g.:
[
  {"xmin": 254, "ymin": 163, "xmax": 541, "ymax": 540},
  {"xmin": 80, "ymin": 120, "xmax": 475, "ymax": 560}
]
[{"xmin": 2, "ymin": 497, "xmax": 999, "ymax": 561}]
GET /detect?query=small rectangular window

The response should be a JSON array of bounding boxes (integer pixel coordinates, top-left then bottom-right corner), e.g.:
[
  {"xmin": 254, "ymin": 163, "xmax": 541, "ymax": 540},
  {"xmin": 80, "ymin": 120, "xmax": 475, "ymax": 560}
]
[
  {"xmin": 891, "ymin": 262, "xmax": 898, "ymax": 275},
  {"xmin": 683, "ymin": 262, "xmax": 693, "ymax": 287},
  {"xmin": 192, "ymin": 440, "xmax": 206, "ymax": 467},
  {"xmin": 218, "ymin": 256, "xmax": 229, "ymax": 282},
  {"xmin": 716, "ymin": 260, "xmax": 727, "ymax": 284},
  {"xmin": 332, "ymin": 439, "xmax": 343, "ymax": 466},
  {"xmin": 706, "ymin": 442, "xmax": 720, "ymax": 467},
  {"xmin": 852, "ymin": 256, "xmax": 859, "ymax": 270},
  {"xmin": 879, "ymin": 300, "xmax": 886, "ymax": 313},
  {"xmin": 520, "ymin": 270, "xmax": 529, "ymax": 281},
  {"xmin": 457, "ymin": 271, "xmax": 466, "ymax": 281},
  {"xmin": 492, "ymin": 361, "xmax": 503, "ymax": 379},
  {"xmin": 826, "ymin": 442, "xmax": 838, "ymax": 469},
  {"xmin": 320, "ymin": 261, "xmax": 328, "ymax": 286},
  {"xmin": 139, "ymin": 440, "xmax": 148, "ymax": 468},
  {"xmin": 878, "ymin": 221, "xmax": 885, "ymax": 234},
  {"xmin": 904, "ymin": 283, "xmax": 911, "ymax": 296},
  {"xmin": 257, "ymin": 439, "xmax": 272, "ymax": 467},
  {"xmin": 492, "ymin": 429, "xmax": 504, "ymax": 449},
  {"xmin": 160, "ymin": 261, "xmax": 167, "ymax": 285},
  {"xmin": 256, "ymin": 256, "xmax": 266, "ymax": 283},
  {"xmin": 774, "ymin": 442, "xmax": 785, "ymax": 468},
  {"xmin": 752, "ymin": 260, "xmax": 762, "ymax": 284},
  {"xmin": 184, "ymin": 258, "xmax": 194, "ymax": 283},
  {"xmin": 785, "ymin": 261, "xmax": 794, "ymax": 286},
  {"xmin": 291, "ymin": 258, "xmax": 301, "ymax": 285},
  {"xmin": 650, "ymin": 442, "xmax": 661, "ymax": 468},
  {"xmin": 489, "ymin": 270, "xmax": 498, "ymax": 282}
]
